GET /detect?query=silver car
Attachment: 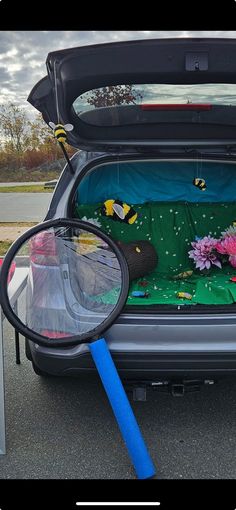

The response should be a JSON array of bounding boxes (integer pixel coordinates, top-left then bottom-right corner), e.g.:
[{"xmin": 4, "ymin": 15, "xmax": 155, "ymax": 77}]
[{"xmin": 25, "ymin": 38, "xmax": 236, "ymax": 395}]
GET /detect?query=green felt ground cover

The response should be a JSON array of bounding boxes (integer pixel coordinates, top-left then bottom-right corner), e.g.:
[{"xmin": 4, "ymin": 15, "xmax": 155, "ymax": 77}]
[{"xmin": 75, "ymin": 201, "xmax": 236, "ymax": 305}]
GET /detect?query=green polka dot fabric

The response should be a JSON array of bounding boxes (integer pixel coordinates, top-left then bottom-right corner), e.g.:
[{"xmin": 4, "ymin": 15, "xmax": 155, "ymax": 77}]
[{"xmin": 75, "ymin": 201, "xmax": 236, "ymax": 306}]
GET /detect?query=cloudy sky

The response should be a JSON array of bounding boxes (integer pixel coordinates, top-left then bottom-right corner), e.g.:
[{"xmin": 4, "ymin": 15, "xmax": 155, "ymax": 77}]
[{"xmin": 1, "ymin": 30, "xmax": 236, "ymax": 120}]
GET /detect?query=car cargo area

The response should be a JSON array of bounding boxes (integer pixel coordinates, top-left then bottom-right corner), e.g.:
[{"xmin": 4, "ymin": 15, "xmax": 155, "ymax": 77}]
[{"xmin": 73, "ymin": 158, "xmax": 236, "ymax": 308}]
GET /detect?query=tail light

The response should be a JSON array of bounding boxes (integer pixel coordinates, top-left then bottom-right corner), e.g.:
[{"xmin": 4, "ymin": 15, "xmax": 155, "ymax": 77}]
[
  {"xmin": 140, "ymin": 103, "xmax": 212, "ymax": 111},
  {"xmin": 0, "ymin": 258, "xmax": 16, "ymax": 283},
  {"xmin": 41, "ymin": 329, "xmax": 71, "ymax": 338},
  {"xmin": 29, "ymin": 231, "xmax": 58, "ymax": 266}
]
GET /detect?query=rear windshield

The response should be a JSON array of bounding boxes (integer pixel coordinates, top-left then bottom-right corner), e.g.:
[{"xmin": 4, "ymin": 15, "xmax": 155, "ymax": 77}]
[{"xmin": 73, "ymin": 83, "xmax": 236, "ymax": 128}]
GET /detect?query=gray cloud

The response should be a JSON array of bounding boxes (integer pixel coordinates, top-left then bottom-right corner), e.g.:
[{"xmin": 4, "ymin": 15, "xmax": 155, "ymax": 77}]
[{"xmin": 1, "ymin": 30, "xmax": 236, "ymax": 120}]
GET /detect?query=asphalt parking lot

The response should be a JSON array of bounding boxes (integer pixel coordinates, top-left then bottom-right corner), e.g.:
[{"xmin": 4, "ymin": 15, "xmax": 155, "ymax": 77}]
[
  {"xmin": 0, "ymin": 193, "xmax": 51, "ymax": 221},
  {"xmin": 1, "ymin": 318, "xmax": 236, "ymax": 480}
]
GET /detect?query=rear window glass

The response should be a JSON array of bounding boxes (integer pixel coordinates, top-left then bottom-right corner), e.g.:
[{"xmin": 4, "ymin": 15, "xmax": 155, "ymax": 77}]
[{"xmin": 73, "ymin": 83, "xmax": 236, "ymax": 127}]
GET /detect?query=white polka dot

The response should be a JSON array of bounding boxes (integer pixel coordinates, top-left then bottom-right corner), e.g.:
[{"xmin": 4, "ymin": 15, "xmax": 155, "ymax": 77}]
[
  {"xmin": 169, "ymin": 209, "xmax": 173, "ymax": 213},
  {"xmin": 165, "ymin": 251, "xmax": 169, "ymax": 254},
  {"xmin": 161, "ymin": 238, "xmax": 164, "ymax": 241},
  {"xmin": 194, "ymin": 221, "xmax": 197, "ymax": 224},
  {"xmin": 174, "ymin": 226, "xmax": 177, "ymax": 230},
  {"xmin": 173, "ymin": 254, "xmax": 176, "ymax": 257},
  {"xmin": 210, "ymin": 216, "xmax": 214, "ymax": 220},
  {"xmin": 178, "ymin": 227, "xmax": 181, "ymax": 231},
  {"xmin": 160, "ymin": 215, "xmax": 163, "ymax": 219},
  {"xmin": 152, "ymin": 218, "xmax": 155, "ymax": 221},
  {"xmin": 176, "ymin": 232, "xmax": 179, "ymax": 235},
  {"xmin": 202, "ymin": 214, "xmax": 206, "ymax": 218},
  {"xmin": 175, "ymin": 211, "xmax": 178, "ymax": 214}
]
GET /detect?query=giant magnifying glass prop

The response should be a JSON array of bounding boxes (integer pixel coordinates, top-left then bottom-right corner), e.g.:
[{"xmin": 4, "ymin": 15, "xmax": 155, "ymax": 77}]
[{"xmin": 0, "ymin": 219, "xmax": 156, "ymax": 479}]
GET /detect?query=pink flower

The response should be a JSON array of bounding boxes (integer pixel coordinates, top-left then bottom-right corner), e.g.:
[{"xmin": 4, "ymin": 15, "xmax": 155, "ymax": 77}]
[
  {"xmin": 188, "ymin": 236, "xmax": 222, "ymax": 271},
  {"xmin": 216, "ymin": 236, "xmax": 236, "ymax": 268}
]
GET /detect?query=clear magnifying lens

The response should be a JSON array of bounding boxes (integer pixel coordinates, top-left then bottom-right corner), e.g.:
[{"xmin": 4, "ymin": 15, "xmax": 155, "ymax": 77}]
[{"xmin": 2, "ymin": 220, "xmax": 128, "ymax": 346}]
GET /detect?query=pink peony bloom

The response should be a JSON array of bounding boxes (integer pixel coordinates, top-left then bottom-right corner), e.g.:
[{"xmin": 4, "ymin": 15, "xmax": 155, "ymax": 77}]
[
  {"xmin": 216, "ymin": 236, "xmax": 236, "ymax": 268},
  {"xmin": 188, "ymin": 236, "xmax": 222, "ymax": 271}
]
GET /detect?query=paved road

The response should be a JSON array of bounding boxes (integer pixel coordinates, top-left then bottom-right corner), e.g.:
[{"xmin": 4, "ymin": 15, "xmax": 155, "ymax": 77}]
[
  {"xmin": 0, "ymin": 193, "xmax": 52, "ymax": 222},
  {"xmin": 0, "ymin": 182, "xmax": 44, "ymax": 187},
  {"xmin": 0, "ymin": 318, "xmax": 236, "ymax": 479}
]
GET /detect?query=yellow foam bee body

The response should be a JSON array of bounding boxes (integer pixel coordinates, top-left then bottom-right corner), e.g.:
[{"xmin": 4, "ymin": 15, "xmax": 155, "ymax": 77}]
[
  {"xmin": 49, "ymin": 122, "xmax": 73, "ymax": 144},
  {"xmin": 101, "ymin": 199, "xmax": 138, "ymax": 224}
]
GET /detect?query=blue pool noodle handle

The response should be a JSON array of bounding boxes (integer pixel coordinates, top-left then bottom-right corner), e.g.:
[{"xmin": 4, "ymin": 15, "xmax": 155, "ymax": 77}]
[{"xmin": 89, "ymin": 337, "xmax": 156, "ymax": 479}]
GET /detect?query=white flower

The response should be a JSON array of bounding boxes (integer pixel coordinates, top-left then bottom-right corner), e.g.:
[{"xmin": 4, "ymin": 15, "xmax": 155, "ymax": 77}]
[{"xmin": 81, "ymin": 216, "xmax": 102, "ymax": 228}]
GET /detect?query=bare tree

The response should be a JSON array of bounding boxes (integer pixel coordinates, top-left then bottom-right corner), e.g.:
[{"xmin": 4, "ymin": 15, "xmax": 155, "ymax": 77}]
[
  {"xmin": 86, "ymin": 85, "xmax": 142, "ymax": 108},
  {"xmin": 0, "ymin": 102, "xmax": 28, "ymax": 153}
]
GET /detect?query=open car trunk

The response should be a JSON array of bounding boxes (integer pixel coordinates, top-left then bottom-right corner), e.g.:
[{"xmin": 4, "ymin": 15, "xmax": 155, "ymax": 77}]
[{"xmin": 73, "ymin": 157, "xmax": 236, "ymax": 310}]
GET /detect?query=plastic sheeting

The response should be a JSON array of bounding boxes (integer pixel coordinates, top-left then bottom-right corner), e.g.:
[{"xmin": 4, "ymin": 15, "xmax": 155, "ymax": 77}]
[
  {"xmin": 77, "ymin": 160, "xmax": 236, "ymax": 204},
  {"xmin": 7, "ymin": 226, "xmax": 123, "ymax": 340}
]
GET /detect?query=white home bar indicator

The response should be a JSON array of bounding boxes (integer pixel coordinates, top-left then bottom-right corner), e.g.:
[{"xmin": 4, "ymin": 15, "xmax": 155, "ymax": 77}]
[{"xmin": 76, "ymin": 504, "xmax": 161, "ymax": 507}]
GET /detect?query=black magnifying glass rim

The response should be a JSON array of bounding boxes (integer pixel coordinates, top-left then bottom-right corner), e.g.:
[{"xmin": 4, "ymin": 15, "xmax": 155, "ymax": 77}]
[{"xmin": 0, "ymin": 218, "xmax": 130, "ymax": 347}]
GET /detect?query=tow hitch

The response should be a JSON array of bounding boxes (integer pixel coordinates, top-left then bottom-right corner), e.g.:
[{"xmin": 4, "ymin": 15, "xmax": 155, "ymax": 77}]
[{"xmin": 126, "ymin": 379, "xmax": 215, "ymax": 401}]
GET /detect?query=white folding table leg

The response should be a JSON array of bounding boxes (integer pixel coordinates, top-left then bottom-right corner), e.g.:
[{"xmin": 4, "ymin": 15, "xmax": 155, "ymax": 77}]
[{"xmin": 0, "ymin": 308, "xmax": 6, "ymax": 454}]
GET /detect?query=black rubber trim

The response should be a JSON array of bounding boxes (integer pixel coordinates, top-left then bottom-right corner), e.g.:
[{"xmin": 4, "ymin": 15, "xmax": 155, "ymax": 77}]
[
  {"xmin": 0, "ymin": 218, "xmax": 129, "ymax": 348},
  {"xmin": 124, "ymin": 304, "xmax": 236, "ymax": 314}
]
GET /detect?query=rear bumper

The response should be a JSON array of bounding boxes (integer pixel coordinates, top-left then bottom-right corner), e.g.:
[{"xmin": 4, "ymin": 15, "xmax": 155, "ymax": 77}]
[
  {"xmin": 28, "ymin": 310, "xmax": 236, "ymax": 378},
  {"xmin": 29, "ymin": 346, "xmax": 236, "ymax": 379}
]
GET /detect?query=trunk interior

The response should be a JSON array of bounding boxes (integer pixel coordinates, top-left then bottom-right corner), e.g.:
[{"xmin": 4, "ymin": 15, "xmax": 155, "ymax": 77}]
[{"xmin": 73, "ymin": 157, "xmax": 236, "ymax": 311}]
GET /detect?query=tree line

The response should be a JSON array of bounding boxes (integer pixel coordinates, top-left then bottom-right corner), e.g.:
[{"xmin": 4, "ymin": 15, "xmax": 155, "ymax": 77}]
[
  {"xmin": 0, "ymin": 87, "xmax": 141, "ymax": 181},
  {"xmin": 0, "ymin": 103, "xmax": 75, "ymax": 181}
]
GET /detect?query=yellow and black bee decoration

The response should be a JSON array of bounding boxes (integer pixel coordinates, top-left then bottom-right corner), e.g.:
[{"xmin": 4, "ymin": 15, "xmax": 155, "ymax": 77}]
[
  {"xmin": 193, "ymin": 178, "xmax": 206, "ymax": 191},
  {"xmin": 49, "ymin": 122, "xmax": 74, "ymax": 144},
  {"xmin": 100, "ymin": 199, "xmax": 138, "ymax": 225}
]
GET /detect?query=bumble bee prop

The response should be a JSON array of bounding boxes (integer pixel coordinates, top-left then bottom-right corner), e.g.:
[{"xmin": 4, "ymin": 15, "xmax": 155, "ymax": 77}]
[
  {"xmin": 100, "ymin": 199, "xmax": 138, "ymax": 224},
  {"xmin": 48, "ymin": 122, "xmax": 75, "ymax": 175},
  {"xmin": 193, "ymin": 178, "xmax": 206, "ymax": 191},
  {"xmin": 49, "ymin": 122, "xmax": 74, "ymax": 144}
]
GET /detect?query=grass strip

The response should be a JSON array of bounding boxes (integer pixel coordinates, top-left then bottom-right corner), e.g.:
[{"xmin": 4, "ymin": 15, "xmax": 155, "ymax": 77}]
[
  {"xmin": 0, "ymin": 185, "xmax": 53, "ymax": 193},
  {"xmin": 0, "ymin": 222, "xmax": 37, "ymax": 227},
  {"xmin": 0, "ymin": 241, "xmax": 12, "ymax": 256}
]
